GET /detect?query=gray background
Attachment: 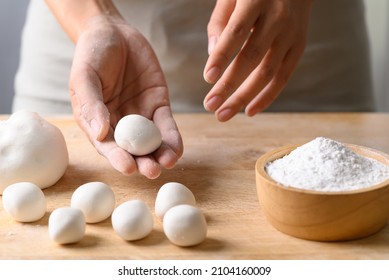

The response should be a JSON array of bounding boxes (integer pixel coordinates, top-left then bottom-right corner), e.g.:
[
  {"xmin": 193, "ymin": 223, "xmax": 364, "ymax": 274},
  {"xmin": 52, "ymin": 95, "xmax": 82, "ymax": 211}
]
[{"xmin": 0, "ymin": 0, "xmax": 29, "ymax": 114}]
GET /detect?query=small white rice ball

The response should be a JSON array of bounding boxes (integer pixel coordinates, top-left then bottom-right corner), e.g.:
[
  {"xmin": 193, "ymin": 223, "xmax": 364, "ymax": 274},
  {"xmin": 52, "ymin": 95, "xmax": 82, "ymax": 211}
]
[
  {"xmin": 111, "ymin": 200, "xmax": 153, "ymax": 241},
  {"xmin": 155, "ymin": 182, "xmax": 196, "ymax": 218},
  {"xmin": 70, "ymin": 182, "xmax": 115, "ymax": 223},
  {"xmin": 48, "ymin": 207, "xmax": 85, "ymax": 245},
  {"xmin": 2, "ymin": 182, "xmax": 46, "ymax": 222},
  {"xmin": 163, "ymin": 204, "xmax": 207, "ymax": 247},
  {"xmin": 114, "ymin": 114, "xmax": 162, "ymax": 156}
]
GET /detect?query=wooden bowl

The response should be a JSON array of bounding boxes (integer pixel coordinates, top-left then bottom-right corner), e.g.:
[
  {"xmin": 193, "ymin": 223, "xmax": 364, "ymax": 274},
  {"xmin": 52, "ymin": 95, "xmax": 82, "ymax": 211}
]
[{"xmin": 255, "ymin": 143, "xmax": 389, "ymax": 241}]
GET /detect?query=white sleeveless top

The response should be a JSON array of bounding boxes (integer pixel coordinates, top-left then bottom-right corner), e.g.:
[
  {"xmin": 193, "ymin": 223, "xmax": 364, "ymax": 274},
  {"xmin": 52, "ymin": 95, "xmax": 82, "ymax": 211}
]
[{"xmin": 13, "ymin": 0, "xmax": 375, "ymax": 114}]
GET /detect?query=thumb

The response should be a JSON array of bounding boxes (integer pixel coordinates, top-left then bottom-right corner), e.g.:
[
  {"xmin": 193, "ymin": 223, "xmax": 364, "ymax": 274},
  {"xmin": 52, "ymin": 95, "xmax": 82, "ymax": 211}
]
[
  {"xmin": 207, "ymin": 0, "xmax": 236, "ymax": 54},
  {"xmin": 69, "ymin": 67, "xmax": 110, "ymax": 142}
]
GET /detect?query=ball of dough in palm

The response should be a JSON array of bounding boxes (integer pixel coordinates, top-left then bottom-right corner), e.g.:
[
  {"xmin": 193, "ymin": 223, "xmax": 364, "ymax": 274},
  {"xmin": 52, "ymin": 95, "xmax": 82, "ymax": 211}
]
[{"xmin": 114, "ymin": 114, "xmax": 162, "ymax": 156}]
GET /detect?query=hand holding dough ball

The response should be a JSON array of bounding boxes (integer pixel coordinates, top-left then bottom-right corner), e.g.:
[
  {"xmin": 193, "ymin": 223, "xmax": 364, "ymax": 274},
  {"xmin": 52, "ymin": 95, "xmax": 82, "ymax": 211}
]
[
  {"xmin": 2, "ymin": 182, "xmax": 46, "ymax": 222},
  {"xmin": 111, "ymin": 200, "xmax": 153, "ymax": 241},
  {"xmin": 71, "ymin": 182, "xmax": 115, "ymax": 223},
  {"xmin": 163, "ymin": 204, "xmax": 207, "ymax": 247},
  {"xmin": 0, "ymin": 111, "xmax": 68, "ymax": 194},
  {"xmin": 48, "ymin": 207, "xmax": 85, "ymax": 245},
  {"xmin": 114, "ymin": 114, "xmax": 162, "ymax": 156},
  {"xmin": 155, "ymin": 182, "xmax": 196, "ymax": 218}
]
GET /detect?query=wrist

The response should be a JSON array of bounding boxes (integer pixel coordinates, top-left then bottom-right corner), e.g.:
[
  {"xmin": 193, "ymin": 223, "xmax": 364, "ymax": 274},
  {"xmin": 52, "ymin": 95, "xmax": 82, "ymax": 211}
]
[{"xmin": 45, "ymin": 0, "xmax": 125, "ymax": 42}]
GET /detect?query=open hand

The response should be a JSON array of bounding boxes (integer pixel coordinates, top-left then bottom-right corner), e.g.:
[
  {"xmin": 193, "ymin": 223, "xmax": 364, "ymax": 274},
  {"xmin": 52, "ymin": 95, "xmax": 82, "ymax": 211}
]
[{"xmin": 69, "ymin": 18, "xmax": 183, "ymax": 179}]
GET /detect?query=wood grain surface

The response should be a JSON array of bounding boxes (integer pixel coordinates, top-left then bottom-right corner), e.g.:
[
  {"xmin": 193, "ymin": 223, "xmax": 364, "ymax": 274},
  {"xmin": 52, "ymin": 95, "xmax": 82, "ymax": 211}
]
[{"xmin": 1, "ymin": 113, "xmax": 389, "ymax": 260}]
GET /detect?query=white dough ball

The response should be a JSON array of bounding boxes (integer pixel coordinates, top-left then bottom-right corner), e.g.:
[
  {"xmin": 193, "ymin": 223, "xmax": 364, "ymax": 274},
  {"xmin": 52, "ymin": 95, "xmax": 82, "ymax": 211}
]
[
  {"xmin": 48, "ymin": 207, "xmax": 85, "ymax": 245},
  {"xmin": 163, "ymin": 204, "xmax": 207, "ymax": 247},
  {"xmin": 155, "ymin": 182, "xmax": 196, "ymax": 218},
  {"xmin": 111, "ymin": 200, "xmax": 153, "ymax": 241},
  {"xmin": 71, "ymin": 182, "xmax": 115, "ymax": 223},
  {"xmin": 2, "ymin": 182, "xmax": 46, "ymax": 222},
  {"xmin": 0, "ymin": 111, "xmax": 68, "ymax": 194},
  {"xmin": 114, "ymin": 114, "xmax": 162, "ymax": 156}
]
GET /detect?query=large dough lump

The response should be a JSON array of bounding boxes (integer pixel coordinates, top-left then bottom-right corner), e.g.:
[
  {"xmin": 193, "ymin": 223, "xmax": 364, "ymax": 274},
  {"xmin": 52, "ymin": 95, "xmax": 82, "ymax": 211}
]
[
  {"xmin": 114, "ymin": 114, "xmax": 162, "ymax": 156},
  {"xmin": 0, "ymin": 111, "xmax": 68, "ymax": 194}
]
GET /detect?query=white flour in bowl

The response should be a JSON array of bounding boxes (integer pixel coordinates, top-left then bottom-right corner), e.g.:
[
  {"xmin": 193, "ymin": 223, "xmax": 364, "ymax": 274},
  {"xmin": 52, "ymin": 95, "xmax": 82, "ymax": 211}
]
[{"xmin": 265, "ymin": 137, "xmax": 389, "ymax": 192}]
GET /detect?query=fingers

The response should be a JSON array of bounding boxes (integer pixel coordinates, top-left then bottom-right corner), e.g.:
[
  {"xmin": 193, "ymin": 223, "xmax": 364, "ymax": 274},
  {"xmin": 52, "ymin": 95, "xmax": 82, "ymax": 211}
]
[
  {"xmin": 152, "ymin": 105, "xmax": 184, "ymax": 169},
  {"xmin": 245, "ymin": 42, "xmax": 306, "ymax": 116},
  {"xmin": 203, "ymin": 19, "xmax": 282, "ymax": 119},
  {"xmin": 135, "ymin": 156, "xmax": 162, "ymax": 180},
  {"xmin": 207, "ymin": 0, "xmax": 235, "ymax": 55},
  {"xmin": 70, "ymin": 66, "xmax": 111, "ymax": 142},
  {"xmin": 69, "ymin": 24, "xmax": 181, "ymax": 179},
  {"xmin": 204, "ymin": 0, "xmax": 313, "ymax": 121},
  {"xmin": 209, "ymin": 36, "xmax": 291, "ymax": 121},
  {"xmin": 126, "ymin": 106, "xmax": 183, "ymax": 178},
  {"xmin": 90, "ymin": 127, "xmax": 163, "ymax": 179},
  {"xmin": 110, "ymin": 105, "xmax": 183, "ymax": 179},
  {"xmin": 204, "ymin": 0, "xmax": 259, "ymax": 84},
  {"xmin": 91, "ymin": 132, "xmax": 162, "ymax": 180},
  {"xmin": 84, "ymin": 123, "xmax": 162, "ymax": 179},
  {"xmin": 91, "ymin": 131, "xmax": 138, "ymax": 176},
  {"xmin": 69, "ymin": 55, "xmax": 140, "ymax": 176},
  {"xmin": 69, "ymin": 68, "xmax": 138, "ymax": 176}
]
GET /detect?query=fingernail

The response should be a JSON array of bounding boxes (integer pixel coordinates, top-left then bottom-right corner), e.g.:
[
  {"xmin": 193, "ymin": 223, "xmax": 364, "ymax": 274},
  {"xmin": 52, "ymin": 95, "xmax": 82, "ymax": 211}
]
[
  {"xmin": 205, "ymin": 66, "xmax": 221, "ymax": 84},
  {"xmin": 205, "ymin": 95, "xmax": 223, "ymax": 112},
  {"xmin": 217, "ymin": 108, "xmax": 234, "ymax": 121},
  {"xmin": 246, "ymin": 107, "xmax": 259, "ymax": 117},
  {"xmin": 208, "ymin": 36, "xmax": 217, "ymax": 55}
]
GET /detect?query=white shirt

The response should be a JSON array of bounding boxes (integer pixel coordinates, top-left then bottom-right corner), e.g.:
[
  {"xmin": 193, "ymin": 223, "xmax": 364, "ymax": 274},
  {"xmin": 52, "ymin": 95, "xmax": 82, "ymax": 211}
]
[{"xmin": 13, "ymin": 0, "xmax": 375, "ymax": 114}]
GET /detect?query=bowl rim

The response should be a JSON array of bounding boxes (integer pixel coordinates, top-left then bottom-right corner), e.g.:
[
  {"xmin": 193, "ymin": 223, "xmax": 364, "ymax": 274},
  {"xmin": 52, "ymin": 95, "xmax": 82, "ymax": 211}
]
[{"xmin": 256, "ymin": 143, "xmax": 389, "ymax": 195}]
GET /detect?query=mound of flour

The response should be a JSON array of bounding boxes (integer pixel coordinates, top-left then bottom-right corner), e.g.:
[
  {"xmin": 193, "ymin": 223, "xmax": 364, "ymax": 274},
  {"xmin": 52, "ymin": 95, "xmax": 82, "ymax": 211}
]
[{"xmin": 266, "ymin": 137, "xmax": 389, "ymax": 192}]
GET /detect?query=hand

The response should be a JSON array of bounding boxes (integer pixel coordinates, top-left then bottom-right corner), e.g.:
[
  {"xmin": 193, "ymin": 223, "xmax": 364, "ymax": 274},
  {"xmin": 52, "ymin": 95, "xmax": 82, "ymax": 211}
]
[
  {"xmin": 69, "ymin": 18, "xmax": 183, "ymax": 179},
  {"xmin": 203, "ymin": 0, "xmax": 313, "ymax": 121}
]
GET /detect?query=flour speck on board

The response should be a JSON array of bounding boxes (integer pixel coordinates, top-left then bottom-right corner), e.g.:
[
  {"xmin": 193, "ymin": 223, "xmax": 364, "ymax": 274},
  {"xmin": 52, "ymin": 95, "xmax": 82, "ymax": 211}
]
[{"xmin": 265, "ymin": 137, "xmax": 389, "ymax": 192}]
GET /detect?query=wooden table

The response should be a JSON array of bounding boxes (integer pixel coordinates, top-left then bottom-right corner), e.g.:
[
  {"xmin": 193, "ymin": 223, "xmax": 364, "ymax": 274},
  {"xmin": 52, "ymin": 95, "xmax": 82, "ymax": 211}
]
[{"xmin": 1, "ymin": 113, "xmax": 389, "ymax": 260}]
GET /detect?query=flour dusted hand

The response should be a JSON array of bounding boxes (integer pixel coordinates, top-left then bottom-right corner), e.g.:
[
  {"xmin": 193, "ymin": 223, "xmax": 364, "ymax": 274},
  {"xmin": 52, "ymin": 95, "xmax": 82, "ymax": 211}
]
[{"xmin": 266, "ymin": 137, "xmax": 389, "ymax": 191}]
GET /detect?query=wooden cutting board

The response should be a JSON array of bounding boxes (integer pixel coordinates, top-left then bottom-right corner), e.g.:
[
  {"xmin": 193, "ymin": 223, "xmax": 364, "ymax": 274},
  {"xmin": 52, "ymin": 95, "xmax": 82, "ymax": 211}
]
[{"xmin": 1, "ymin": 113, "xmax": 389, "ymax": 259}]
